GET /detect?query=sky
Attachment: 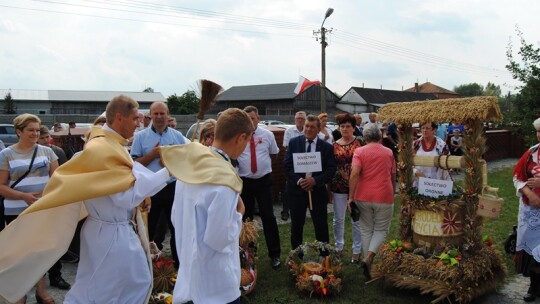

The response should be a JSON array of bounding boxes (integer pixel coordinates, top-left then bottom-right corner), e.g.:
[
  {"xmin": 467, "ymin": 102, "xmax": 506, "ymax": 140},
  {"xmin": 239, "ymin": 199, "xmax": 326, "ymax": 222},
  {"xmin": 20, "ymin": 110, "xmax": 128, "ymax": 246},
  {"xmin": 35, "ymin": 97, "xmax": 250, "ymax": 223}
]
[{"xmin": 1, "ymin": 0, "xmax": 539, "ymax": 98}]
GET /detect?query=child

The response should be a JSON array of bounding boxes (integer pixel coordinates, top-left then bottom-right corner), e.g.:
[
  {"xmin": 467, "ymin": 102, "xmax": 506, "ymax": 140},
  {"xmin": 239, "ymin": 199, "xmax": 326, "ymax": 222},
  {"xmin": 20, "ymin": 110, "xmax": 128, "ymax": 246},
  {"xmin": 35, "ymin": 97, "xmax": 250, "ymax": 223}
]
[{"xmin": 450, "ymin": 129, "xmax": 463, "ymax": 156}]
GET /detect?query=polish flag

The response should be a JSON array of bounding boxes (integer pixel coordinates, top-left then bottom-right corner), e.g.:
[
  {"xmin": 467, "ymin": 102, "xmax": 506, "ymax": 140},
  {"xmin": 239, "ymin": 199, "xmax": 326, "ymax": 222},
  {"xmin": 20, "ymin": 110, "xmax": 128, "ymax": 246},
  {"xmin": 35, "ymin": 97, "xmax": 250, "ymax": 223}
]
[{"xmin": 293, "ymin": 76, "xmax": 321, "ymax": 95}]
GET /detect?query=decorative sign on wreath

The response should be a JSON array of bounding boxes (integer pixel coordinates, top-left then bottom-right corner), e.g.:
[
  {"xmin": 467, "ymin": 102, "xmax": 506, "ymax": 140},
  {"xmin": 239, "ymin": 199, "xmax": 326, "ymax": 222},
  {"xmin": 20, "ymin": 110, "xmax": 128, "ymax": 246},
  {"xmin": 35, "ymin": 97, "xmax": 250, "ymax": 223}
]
[
  {"xmin": 286, "ymin": 241, "xmax": 342, "ymax": 297},
  {"xmin": 412, "ymin": 210, "xmax": 463, "ymax": 237}
]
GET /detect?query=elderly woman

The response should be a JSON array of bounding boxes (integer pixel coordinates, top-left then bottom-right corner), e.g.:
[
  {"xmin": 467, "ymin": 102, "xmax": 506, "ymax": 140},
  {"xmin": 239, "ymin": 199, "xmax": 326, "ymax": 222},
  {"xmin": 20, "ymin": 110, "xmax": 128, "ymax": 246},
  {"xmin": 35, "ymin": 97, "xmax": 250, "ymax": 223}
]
[
  {"xmin": 0, "ymin": 114, "xmax": 60, "ymax": 304},
  {"xmin": 330, "ymin": 113, "xmax": 362, "ymax": 263},
  {"xmin": 413, "ymin": 122, "xmax": 450, "ymax": 181},
  {"xmin": 318, "ymin": 113, "xmax": 333, "ymax": 143},
  {"xmin": 199, "ymin": 119, "xmax": 216, "ymax": 147},
  {"xmin": 513, "ymin": 117, "xmax": 540, "ymax": 302},
  {"xmin": 348, "ymin": 124, "xmax": 396, "ymax": 280}
]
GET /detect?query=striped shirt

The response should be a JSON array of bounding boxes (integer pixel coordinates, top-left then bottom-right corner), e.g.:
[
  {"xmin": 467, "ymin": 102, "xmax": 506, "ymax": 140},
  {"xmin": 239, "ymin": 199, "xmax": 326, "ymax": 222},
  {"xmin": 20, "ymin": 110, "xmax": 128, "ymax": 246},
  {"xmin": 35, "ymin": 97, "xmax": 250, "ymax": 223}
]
[{"xmin": 0, "ymin": 145, "xmax": 58, "ymax": 215}]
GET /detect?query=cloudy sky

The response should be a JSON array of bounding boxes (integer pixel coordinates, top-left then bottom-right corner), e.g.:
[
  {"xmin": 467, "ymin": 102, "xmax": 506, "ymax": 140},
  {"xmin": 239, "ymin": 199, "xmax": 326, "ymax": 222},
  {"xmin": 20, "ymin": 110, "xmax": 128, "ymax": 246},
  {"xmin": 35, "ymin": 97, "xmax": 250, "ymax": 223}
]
[{"xmin": 0, "ymin": 0, "xmax": 538, "ymax": 98}]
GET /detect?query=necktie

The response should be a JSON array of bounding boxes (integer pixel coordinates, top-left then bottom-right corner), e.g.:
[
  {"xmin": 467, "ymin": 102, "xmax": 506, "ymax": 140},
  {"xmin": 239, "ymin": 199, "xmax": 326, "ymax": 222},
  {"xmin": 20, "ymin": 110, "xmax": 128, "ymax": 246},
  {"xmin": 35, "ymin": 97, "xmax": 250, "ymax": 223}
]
[
  {"xmin": 250, "ymin": 136, "xmax": 257, "ymax": 174},
  {"xmin": 306, "ymin": 140, "xmax": 313, "ymax": 152}
]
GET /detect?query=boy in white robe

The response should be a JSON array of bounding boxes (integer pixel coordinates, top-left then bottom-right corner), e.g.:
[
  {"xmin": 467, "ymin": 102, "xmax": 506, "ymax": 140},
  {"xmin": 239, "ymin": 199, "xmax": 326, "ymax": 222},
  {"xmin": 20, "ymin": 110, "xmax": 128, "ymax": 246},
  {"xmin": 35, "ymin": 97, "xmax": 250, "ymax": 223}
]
[{"xmin": 161, "ymin": 108, "xmax": 254, "ymax": 304}]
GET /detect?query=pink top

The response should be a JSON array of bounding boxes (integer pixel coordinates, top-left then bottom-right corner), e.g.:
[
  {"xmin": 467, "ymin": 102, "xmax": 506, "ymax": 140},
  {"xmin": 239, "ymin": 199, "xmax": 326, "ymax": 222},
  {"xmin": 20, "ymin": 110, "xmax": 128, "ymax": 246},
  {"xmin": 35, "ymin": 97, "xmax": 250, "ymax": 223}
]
[{"xmin": 351, "ymin": 142, "xmax": 396, "ymax": 203}]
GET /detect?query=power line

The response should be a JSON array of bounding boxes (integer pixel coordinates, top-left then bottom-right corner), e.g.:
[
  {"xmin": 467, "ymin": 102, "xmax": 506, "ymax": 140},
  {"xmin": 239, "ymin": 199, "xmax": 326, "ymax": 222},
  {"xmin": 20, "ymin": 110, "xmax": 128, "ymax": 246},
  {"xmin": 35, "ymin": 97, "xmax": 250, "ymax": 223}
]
[
  {"xmin": 0, "ymin": 3, "xmax": 309, "ymax": 38},
  {"xmin": 4, "ymin": 0, "xmax": 509, "ymax": 79}
]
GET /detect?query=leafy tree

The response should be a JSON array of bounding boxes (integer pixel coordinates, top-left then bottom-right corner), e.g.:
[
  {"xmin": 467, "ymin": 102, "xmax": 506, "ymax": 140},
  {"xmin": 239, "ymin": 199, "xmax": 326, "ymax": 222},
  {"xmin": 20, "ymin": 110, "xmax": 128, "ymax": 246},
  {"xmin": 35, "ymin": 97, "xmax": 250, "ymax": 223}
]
[
  {"xmin": 3, "ymin": 92, "xmax": 16, "ymax": 114},
  {"xmin": 453, "ymin": 83, "xmax": 484, "ymax": 97},
  {"xmin": 143, "ymin": 87, "xmax": 154, "ymax": 93},
  {"xmin": 484, "ymin": 82, "xmax": 502, "ymax": 98},
  {"xmin": 167, "ymin": 90, "xmax": 199, "ymax": 115},
  {"xmin": 506, "ymin": 27, "xmax": 540, "ymax": 146}
]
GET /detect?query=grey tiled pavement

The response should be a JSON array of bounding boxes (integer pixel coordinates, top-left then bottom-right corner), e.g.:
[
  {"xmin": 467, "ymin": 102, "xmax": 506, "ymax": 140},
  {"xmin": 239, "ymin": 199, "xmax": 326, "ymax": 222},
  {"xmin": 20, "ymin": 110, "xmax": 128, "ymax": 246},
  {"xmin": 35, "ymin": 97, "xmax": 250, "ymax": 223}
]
[{"xmin": 3, "ymin": 158, "xmax": 528, "ymax": 303}]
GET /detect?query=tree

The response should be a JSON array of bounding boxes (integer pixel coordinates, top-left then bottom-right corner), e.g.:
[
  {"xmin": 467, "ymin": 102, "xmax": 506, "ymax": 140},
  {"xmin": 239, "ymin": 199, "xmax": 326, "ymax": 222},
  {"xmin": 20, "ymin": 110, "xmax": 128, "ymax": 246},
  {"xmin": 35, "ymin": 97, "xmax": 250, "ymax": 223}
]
[
  {"xmin": 506, "ymin": 27, "xmax": 540, "ymax": 146},
  {"xmin": 167, "ymin": 90, "xmax": 199, "ymax": 115},
  {"xmin": 484, "ymin": 82, "xmax": 502, "ymax": 98},
  {"xmin": 3, "ymin": 92, "xmax": 16, "ymax": 114},
  {"xmin": 143, "ymin": 87, "xmax": 154, "ymax": 93},
  {"xmin": 453, "ymin": 83, "xmax": 484, "ymax": 97}
]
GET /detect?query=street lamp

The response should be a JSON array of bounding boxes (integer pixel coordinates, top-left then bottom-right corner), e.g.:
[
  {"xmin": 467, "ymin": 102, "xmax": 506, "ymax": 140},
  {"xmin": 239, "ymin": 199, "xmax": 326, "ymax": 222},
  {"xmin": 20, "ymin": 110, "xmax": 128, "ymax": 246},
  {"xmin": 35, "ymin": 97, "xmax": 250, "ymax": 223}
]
[{"xmin": 320, "ymin": 8, "xmax": 334, "ymax": 113}]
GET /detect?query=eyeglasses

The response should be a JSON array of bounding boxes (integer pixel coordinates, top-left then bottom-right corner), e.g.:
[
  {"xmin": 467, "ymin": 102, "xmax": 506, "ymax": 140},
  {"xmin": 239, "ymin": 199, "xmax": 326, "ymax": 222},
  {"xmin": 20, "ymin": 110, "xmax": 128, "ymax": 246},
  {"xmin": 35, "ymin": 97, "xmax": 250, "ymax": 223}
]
[{"xmin": 205, "ymin": 133, "xmax": 215, "ymax": 139}]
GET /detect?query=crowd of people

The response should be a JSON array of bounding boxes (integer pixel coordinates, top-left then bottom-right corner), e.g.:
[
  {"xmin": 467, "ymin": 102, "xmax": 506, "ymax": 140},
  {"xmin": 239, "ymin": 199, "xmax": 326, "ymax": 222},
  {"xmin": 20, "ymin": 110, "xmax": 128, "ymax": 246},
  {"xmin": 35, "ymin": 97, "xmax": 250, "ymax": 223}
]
[{"xmin": 0, "ymin": 95, "xmax": 534, "ymax": 303}]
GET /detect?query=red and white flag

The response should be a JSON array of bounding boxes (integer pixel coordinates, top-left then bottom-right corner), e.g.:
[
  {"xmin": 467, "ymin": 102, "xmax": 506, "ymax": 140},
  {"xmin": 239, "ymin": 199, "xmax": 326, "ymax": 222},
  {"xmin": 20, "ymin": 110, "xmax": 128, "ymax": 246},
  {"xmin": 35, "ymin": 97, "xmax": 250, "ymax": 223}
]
[{"xmin": 293, "ymin": 76, "xmax": 321, "ymax": 95}]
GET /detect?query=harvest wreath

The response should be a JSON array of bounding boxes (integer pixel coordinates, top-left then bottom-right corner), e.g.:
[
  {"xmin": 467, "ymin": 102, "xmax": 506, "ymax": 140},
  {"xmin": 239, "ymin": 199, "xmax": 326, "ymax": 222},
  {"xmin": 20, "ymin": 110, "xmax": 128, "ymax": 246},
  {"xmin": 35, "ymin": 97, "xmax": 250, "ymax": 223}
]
[{"xmin": 286, "ymin": 241, "xmax": 343, "ymax": 297}]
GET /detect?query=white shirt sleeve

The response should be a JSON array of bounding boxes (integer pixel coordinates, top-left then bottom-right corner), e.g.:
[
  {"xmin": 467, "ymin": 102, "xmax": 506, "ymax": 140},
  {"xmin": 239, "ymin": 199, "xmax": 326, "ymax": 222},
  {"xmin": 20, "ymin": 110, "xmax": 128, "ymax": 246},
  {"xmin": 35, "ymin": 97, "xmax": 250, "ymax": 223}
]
[
  {"xmin": 203, "ymin": 187, "xmax": 242, "ymax": 253},
  {"xmin": 110, "ymin": 162, "xmax": 169, "ymax": 208},
  {"xmin": 269, "ymin": 132, "xmax": 279, "ymax": 155}
]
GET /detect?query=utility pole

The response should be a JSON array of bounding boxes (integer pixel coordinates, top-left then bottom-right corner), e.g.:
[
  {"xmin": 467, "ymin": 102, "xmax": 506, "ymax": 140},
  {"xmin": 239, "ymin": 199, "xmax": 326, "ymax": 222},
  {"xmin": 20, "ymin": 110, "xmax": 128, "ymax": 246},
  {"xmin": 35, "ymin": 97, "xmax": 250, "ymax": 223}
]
[{"xmin": 314, "ymin": 8, "xmax": 334, "ymax": 113}]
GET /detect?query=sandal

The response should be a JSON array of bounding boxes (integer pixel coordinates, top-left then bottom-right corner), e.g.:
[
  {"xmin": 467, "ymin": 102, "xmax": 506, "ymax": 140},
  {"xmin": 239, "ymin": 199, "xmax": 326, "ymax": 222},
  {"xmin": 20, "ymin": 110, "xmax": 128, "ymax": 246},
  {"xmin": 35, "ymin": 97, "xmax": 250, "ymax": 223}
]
[
  {"xmin": 351, "ymin": 253, "xmax": 360, "ymax": 264},
  {"xmin": 361, "ymin": 261, "xmax": 372, "ymax": 280},
  {"xmin": 36, "ymin": 292, "xmax": 55, "ymax": 304}
]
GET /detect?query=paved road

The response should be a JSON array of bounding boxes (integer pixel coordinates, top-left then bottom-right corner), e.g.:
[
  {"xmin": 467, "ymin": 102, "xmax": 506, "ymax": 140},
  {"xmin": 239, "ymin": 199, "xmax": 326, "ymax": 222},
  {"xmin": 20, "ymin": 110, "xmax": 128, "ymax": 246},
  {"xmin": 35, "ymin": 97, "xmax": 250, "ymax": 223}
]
[{"xmin": 3, "ymin": 158, "xmax": 526, "ymax": 303}]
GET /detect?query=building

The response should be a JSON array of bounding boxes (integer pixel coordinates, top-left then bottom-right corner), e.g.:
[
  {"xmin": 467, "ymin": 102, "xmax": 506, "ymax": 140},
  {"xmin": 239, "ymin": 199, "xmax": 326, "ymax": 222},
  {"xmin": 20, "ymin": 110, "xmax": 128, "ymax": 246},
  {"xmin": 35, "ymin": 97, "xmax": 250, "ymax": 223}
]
[
  {"xmin": 404, "ymin": 82, "xmax": 459, "ymax": 99},
  {"xmin": 212, "ymin": 82, "xmax": 340, "ymax": 116},
  {"xmin": 0, "ymin": 89, "xmax": 165, "ymax": 115},
  {"xmin": 337, "ymin": 86, "xmax": 437, "ymax": 113}
]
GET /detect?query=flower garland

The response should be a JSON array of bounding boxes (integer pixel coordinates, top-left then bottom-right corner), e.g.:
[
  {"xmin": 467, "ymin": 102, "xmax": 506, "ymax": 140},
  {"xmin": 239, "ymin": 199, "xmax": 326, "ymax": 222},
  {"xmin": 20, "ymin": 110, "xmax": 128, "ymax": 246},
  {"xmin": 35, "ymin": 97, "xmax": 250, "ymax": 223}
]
[{"xmin": 287, "ymin": 241, "xmax": 342, "ymax": 297}]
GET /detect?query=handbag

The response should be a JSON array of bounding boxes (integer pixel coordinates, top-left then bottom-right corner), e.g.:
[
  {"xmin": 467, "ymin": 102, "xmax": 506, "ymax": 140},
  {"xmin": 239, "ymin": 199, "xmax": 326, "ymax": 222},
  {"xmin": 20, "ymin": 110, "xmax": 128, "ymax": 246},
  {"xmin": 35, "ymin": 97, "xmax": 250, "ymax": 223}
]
[{"xmin": 0, "ymin": 146, "xmax": 39, "ymax": 222}]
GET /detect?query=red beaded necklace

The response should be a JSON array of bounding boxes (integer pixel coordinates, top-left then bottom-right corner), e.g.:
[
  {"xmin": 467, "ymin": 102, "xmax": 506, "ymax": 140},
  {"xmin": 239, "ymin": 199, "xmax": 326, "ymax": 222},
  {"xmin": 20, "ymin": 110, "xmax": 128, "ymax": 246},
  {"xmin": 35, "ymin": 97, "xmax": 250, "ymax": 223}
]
[{"xmin": 421, "ymin": 138, "xmax": 436, "ymax": 152}]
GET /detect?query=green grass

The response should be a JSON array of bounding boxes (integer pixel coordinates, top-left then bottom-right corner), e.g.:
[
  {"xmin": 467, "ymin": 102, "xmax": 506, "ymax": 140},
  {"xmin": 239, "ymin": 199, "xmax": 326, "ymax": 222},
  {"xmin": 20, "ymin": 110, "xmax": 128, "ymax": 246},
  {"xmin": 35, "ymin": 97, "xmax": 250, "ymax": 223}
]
[{"xmin": 245, "ymin": 167, "xmax": 518, "ymax": 303}]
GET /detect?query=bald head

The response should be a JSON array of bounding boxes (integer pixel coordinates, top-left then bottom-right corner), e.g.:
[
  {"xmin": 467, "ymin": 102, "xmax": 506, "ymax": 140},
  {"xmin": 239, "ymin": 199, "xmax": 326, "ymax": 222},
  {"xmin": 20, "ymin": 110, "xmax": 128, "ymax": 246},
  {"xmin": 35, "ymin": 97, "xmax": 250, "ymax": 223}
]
[{"xmin": 149, "ymin": 101, "xmax": 170, "ymax": 132}]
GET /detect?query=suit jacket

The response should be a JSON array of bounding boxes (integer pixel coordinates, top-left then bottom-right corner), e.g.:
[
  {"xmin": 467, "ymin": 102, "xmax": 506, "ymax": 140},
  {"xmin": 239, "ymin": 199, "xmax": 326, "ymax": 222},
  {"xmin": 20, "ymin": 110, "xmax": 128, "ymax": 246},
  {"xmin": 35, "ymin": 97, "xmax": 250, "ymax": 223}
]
[{"xmin": 284, "ymin": 135, "xmax": 337, "ymax": 196}]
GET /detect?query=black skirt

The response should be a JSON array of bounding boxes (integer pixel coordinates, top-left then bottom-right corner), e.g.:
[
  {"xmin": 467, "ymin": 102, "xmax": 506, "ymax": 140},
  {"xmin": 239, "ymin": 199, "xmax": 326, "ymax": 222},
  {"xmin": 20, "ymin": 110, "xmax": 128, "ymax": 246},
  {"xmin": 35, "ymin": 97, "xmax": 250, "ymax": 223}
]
[{"xmin": 515, "ymin": 250, "xmax": 540, "ymax": 276}]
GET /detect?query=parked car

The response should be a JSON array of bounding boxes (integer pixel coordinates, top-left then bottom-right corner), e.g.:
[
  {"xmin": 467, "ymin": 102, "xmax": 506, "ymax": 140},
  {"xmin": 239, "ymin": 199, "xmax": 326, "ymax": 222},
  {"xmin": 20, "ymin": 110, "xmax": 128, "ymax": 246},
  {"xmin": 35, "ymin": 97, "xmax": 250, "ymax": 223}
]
[
  {"xmin": 261, "ymin": 120, "xmax": 286, "ymax": 126},
  {"xmin": 0, "ymin": 124, "xmax": 18, "ymax": 147},
  {"xmin": 185, "ymin": 122, "xmax": 205, "ymax": 142},
  {"xmin": 186, "ymin": 122, "xmax": 267, "ymax": 142}
]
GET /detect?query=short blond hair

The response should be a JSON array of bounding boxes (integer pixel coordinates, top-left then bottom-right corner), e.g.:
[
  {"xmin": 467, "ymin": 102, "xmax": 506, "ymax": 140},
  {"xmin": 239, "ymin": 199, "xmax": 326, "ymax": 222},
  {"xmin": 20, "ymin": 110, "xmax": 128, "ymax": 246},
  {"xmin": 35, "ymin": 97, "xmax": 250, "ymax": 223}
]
[
  {"xmin": 13, "ymin": 114, "xmax": 41, "ymax": 131},
  {"xmin": 215, "ymin": 108, "xmax": 253, "ymax": 142},
  {"xmin": 106, "ymin": 95, "xmax": 139, "ymax": 125}
]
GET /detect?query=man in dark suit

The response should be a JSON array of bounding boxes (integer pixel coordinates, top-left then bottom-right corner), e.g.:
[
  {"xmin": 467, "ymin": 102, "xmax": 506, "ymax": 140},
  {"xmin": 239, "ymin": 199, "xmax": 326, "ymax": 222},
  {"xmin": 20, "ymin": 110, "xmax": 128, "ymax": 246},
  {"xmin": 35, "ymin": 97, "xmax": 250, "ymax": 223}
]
[{"xmin": 284, "ymin": 115, "xmax": 337, "ymax": 251}]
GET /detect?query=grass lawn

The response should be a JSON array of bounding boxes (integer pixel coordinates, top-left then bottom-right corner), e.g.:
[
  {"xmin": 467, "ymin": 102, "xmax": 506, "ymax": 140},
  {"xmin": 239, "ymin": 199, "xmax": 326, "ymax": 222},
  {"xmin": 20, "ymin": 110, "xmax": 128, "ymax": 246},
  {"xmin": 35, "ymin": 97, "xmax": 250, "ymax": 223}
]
[{"xmin": 244, "ymin": 167, "xmax": 518, "ymax": 303}]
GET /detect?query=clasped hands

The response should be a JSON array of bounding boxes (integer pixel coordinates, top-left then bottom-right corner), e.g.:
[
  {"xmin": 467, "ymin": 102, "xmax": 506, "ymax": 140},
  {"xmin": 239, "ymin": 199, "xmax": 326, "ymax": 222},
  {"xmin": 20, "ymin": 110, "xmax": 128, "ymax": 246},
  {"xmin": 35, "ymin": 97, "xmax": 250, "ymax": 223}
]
[
  {"xmin": 526, "ymin": 177, "xmax": 540, "ymax": 189},
  {"xmin": 298, "ymin": 177, "xmax": 316, "ymax": 191}
]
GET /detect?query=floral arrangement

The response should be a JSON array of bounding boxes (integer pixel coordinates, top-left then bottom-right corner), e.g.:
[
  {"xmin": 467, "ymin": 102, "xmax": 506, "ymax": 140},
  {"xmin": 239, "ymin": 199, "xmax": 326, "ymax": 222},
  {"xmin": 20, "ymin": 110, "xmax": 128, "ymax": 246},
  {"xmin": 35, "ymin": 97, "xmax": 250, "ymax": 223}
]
[
  {"xmin": 239, "ymin": 220, "xmax": 259, "ymax": 296},
  {"xmin": 149, "ymin": 242, "xmax": 177, "ymax": 304},
  {"xmin": 432, "ymin": 244, "xmax": 462, "ymax": 266},
  {"xmin": 287, "ymin": 241, "xmax": 342, "ymax": 297}
]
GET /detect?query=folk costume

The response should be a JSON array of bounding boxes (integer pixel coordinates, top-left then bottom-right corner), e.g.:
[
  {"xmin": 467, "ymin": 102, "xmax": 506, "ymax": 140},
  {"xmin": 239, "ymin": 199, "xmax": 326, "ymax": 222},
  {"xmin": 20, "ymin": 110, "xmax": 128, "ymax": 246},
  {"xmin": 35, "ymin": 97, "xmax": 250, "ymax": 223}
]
[
  {"xmin": 413, "ymin": 136, "xmax": 450, "ymax": 182},
  {"xmin": 161, "ymin": 143, "xmax": 243, "ymax": 304},
  {"xmin": 514, "ymin": 143, "xmax": 540, "ymax": 268},
  {"xmin": 513, "ymin": 142, "xmax": 540, "ymax": 301},
  {"xmin": 0, "ymin": 126, "xmax": 168, "ymax": 303}
]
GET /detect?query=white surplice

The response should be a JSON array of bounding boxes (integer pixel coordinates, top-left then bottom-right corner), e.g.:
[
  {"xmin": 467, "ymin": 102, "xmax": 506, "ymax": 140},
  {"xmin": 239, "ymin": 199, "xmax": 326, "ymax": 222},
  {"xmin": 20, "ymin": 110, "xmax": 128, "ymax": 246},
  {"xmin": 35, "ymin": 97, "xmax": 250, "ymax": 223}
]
[
  {"xmin": 172, "ymin": 182, "xmax": 242, "ymax": 304},
  {"xmin": 64, "ymin": 162, "xmax": 169, "ymax": 304}
]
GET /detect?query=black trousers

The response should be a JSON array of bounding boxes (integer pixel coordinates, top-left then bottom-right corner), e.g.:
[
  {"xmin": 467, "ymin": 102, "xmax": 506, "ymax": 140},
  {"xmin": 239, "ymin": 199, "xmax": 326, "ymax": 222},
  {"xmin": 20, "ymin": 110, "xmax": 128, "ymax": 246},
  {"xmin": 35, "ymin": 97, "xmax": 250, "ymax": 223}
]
[
  {"xmin": 149, "ymin": 182, "xmax": 178, "ymax": 268},
  {"xmin": 6, "ymin": 215, "xmax": 63, "ymax": 278},
  {"xmin": 241, "ymin": 174, "xmax": 281, "ymax": 258},
  {"xmin": 288, "ymin": 186, "xmax": 329, "ymax": 250}
]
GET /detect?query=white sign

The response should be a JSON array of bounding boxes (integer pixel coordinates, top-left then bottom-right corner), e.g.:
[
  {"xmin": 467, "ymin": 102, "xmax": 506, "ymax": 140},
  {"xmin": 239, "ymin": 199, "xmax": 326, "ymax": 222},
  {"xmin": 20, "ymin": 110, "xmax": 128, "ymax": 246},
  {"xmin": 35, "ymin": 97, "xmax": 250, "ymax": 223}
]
[
  {"xmin": 418, "ymin": 177, "xmax": 453, "ymax": 198},
  {"xmin": 293, "ymin": 152, "xmax": 322, "ymax": 173}
]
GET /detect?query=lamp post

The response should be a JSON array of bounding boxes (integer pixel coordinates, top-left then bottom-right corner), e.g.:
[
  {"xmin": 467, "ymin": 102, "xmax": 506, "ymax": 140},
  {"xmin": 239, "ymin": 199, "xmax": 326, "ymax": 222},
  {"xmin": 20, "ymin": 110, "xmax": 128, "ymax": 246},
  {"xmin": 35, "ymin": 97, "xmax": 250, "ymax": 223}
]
[{"xmin": 319, "ymin": 8, "xmax": 333, "ymax": 113}]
